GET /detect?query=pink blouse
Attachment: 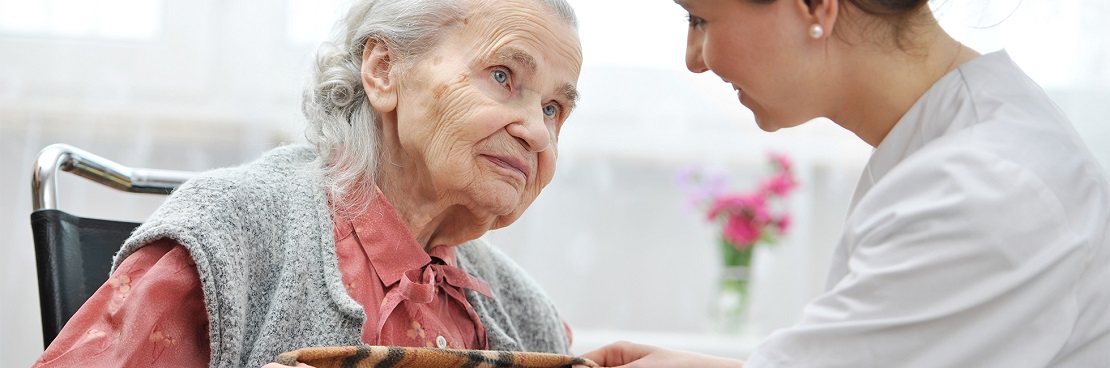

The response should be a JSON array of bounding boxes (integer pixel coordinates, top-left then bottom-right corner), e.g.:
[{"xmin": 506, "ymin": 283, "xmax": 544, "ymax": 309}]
[{"xmin": 35, "ymin": 194, "xmax": 501, "ymax": 366}]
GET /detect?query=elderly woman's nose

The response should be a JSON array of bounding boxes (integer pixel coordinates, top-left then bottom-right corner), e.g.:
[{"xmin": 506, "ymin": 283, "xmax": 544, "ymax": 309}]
[{"xmin": 506, "ymin": 107, "xmax": 552, "ymax": 153}]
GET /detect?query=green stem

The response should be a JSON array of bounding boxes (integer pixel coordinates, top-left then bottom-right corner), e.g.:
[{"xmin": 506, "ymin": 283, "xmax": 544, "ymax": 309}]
[{"xmin": 719, "ymin": 237, "xmax": 753, "ymax": 268}]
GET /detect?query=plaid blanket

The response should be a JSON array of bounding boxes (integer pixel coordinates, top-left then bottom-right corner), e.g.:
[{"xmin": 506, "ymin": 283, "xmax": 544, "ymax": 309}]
[{"xmin": 274, "ymin": 345, "xmax": 600, "ymax": 368}]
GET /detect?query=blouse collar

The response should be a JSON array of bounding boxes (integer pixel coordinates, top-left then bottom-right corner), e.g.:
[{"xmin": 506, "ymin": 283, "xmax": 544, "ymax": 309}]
[{"xmin": 333, "ymin": 190, "xmax": 469, "ymax": 288}]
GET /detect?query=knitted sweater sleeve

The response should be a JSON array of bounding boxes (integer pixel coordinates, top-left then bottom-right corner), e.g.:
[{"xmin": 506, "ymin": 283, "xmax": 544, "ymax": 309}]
[{"xmin": 456, "ymin": 239, "xmax": 570, "ymax": 354}]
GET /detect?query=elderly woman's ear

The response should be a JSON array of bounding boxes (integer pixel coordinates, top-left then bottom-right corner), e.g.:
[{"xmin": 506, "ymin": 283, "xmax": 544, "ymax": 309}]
[{"xmin": 361, "ymin": 38, "xmax": 398, "ymax": 113}]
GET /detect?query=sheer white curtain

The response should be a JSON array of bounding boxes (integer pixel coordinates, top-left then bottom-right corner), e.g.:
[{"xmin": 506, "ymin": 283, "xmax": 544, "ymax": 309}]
[{"xmin": 1, "ymin": 0, "xmax": 1106, "ymax": 365}]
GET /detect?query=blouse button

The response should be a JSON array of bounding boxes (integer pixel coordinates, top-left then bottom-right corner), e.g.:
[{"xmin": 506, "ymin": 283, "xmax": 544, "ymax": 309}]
[{"xmin": 435, "ymin": 335, "xmax": 447, "ymax": 348}]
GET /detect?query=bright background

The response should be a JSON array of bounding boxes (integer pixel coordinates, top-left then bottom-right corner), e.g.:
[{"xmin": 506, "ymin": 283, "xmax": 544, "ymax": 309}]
[{"xmin": 1, "ymin": 0, "xmax": 1107, "ymax": 366}]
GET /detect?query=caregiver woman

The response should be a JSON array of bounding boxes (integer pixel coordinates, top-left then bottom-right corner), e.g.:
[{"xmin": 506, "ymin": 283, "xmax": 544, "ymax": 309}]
[{"xmin": 583, "ymin": 0, "xmax": 1110, "ymax": 367}]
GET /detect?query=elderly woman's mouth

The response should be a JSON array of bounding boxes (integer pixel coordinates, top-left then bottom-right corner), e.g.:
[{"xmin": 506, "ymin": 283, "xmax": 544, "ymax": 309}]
[{"xmin": 482, "ymin": 154, "xmax": 530, "ymax": 182}]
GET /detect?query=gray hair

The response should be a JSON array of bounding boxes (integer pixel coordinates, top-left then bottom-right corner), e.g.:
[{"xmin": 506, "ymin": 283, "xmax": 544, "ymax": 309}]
[{"xmin": 302, "ymin": 0, "xmax": 578, "ymax": 214}]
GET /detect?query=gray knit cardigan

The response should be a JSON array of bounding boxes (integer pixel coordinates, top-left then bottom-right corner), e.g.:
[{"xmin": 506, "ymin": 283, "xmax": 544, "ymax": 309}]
[{"xmin": 113, "ymin": 145, "xmax": 570, "ymax": 368}]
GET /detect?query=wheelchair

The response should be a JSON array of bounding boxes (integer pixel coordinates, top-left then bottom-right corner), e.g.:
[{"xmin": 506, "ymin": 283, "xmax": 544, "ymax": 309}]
[{"xmin": 29, "ymin": 143, "xmax": 196, "ymax": 349}]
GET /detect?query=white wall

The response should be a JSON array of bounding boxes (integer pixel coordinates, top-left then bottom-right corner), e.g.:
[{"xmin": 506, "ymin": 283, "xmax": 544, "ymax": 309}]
[{"xmin": 1, "ymin": 0, "xmax": 1107, "ymax": 366}]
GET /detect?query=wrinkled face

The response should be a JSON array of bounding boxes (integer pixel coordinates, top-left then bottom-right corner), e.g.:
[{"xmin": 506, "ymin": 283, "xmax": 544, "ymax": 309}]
[
  {"xmin": 678, "ymin": 0, "xmax": 817, "ymax": 131},
  {"xmin": 394, "ymin": 0, "xmax": 582, "ymax": 228}
]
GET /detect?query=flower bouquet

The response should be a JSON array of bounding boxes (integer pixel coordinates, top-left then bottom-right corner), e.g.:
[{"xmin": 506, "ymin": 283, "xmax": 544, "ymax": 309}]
[{"xmin": 677, "ymin": 153, "xmax": 798, "ymax": 334}]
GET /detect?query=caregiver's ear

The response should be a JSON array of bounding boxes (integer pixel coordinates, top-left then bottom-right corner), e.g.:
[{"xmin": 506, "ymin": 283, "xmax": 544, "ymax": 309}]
[
  {"xmin": 361, "ymin": 37, "xmax": 398, "ymax": 113},
  {"xmin": 797, "ymin": 0, "xmax": 840, "ymax": 37}
]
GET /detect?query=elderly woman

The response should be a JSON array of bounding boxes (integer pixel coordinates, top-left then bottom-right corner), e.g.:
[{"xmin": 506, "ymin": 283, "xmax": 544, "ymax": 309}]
[{"xmin": 34, "ymin": 0, "xmax": 582, "ymax": 367}]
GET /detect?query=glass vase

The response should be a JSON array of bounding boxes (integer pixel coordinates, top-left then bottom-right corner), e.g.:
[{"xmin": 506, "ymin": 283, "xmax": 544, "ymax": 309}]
[{"xmin": 711, "ymin": 237, "xmax": 753, "ymax": 335}]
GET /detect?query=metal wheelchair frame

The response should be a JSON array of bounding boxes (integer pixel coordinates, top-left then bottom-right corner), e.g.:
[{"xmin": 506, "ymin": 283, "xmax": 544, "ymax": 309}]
[{"xmin": 29, "ymin": 143, "xmax": 196, "ymax": 348}]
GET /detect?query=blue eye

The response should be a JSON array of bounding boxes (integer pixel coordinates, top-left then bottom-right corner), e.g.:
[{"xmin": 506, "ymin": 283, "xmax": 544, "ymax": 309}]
[
  {"xmin": 492, "ymin": 69, "xmax": 508, "ymax": 84},
  {"xmin": 543, "ymin": 104, "xmax": 558, "ymax": 118}
]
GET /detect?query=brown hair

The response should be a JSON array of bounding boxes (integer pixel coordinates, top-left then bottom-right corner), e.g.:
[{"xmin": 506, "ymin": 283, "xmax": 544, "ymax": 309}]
[
  {"xmin": 844, "ymin": 0, "xmax": 928, "ymax": 16},
  {"xmin": 846, "ymin": 0, "xmax": 930, "ymax": 46},
  {"xmin": 801, "ymin": 0, "xmax": 932, "ymax": 49}
]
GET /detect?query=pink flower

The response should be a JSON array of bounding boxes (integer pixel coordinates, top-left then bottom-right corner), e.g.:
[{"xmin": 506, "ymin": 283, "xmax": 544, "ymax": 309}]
[
  {"xmin": 677, "ymin": 165, "xmax": 727, "ymax": 212},
  {"xmin": 775, "ymin": 214, "xmax": 792, "ymax": 234},
  {"xmin": 706, "ymin": 193, "xmax": 767, "ymax": 222},
  {"xmin": 769, "ymin": 152, "xmax": 793, "ymax": 172},
  {"xmin": 686, "ymin": 152, "xmax": 799, "ymax": 251},
  {"xmin": 709, "ymin": 193, "xmax": 774, "ymax": 249},
  {"xmin": 761, "ymin": 172, "xmax": 798, "ymax": 197},
  {"xmin": 724, "ymin": 214, "xmax": 761, "ymax": 248}
]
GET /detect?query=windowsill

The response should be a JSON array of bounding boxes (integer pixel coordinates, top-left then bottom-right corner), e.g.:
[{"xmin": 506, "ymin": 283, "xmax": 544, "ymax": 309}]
[{"xmin": 571, "ymin": 329, "xmax": 761, "ymax": 360}]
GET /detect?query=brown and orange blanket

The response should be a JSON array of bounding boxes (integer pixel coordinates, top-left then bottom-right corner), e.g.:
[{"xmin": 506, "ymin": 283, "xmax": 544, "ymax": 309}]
[{"xmin": 275, "ymin": 345, "xmax": 600, "ymax": 368}]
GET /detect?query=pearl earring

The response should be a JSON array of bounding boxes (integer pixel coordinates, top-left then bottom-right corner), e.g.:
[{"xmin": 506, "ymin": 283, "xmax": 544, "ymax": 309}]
[{"xmin": 809, "ymin": 24, "xmax": 824, "ymax": 39}]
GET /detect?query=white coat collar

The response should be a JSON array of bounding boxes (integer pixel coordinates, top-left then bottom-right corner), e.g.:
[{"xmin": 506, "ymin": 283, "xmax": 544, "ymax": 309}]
[{"xmin": 848, "ymin": 50, "xmax": 1017, "ymax": 211}]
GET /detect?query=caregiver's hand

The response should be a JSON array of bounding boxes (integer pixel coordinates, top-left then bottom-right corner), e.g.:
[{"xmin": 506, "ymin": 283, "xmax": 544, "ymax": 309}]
[{"xmin": 580, "ymin": 341, "xmax": 744, "ymax": 368}]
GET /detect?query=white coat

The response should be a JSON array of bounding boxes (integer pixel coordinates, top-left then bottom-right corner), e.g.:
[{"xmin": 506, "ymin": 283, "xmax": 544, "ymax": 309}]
[{"xmin": 747, "ymin": 51, "xmax": 1110, "ymax": 367}]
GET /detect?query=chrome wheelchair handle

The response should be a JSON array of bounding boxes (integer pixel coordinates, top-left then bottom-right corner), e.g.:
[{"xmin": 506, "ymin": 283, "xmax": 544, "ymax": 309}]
[{"xmin": 31, "ymin": 144, "xmax": 197, "ymax": 211}]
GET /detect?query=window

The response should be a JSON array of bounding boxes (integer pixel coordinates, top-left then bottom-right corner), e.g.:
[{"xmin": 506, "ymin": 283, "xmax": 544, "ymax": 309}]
[
  {"xmin": 0, "ymin": 0, "xmax": 161, "ymax": 39},
  {"xmin": 285, "ymin": 0, "xmax": 348, "ymax": 45}
]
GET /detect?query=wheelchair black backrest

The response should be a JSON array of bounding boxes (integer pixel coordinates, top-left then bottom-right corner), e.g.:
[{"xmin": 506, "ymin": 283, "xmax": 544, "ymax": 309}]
[
  {"xmin": 30, "ymin": 210, "xmax": 140, "ymax": 348},
  {"xmin": 30, "ymin": 144, "xmax": 194, "ymax": 349}
]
